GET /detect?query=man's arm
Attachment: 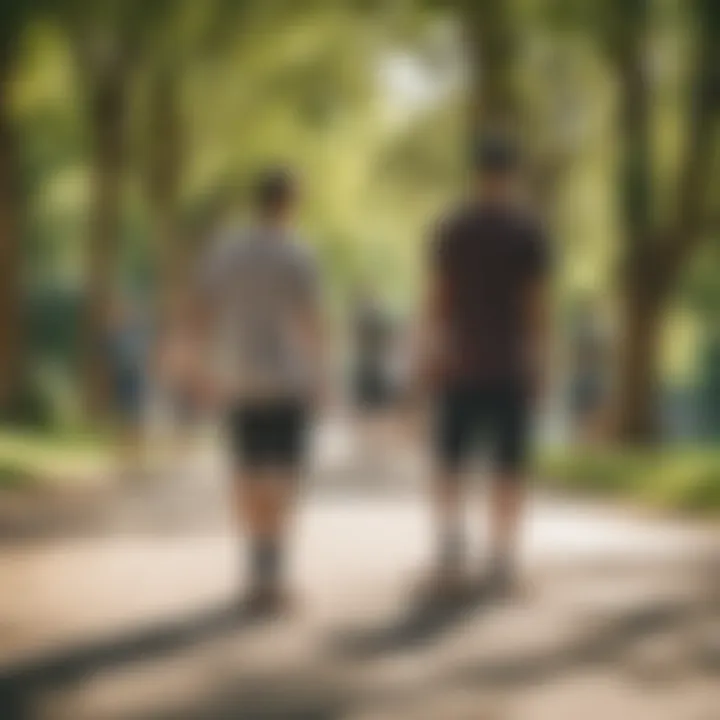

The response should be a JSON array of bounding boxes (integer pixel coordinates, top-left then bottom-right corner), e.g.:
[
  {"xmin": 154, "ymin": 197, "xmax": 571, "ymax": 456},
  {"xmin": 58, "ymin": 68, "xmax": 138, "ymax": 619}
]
[
  {"xmin": 414, "ymin": 220, "xmax": 451, "ymax": 394},
  {"xmin": 525, "ymin": 276, "xmax": 552, "ymax": 403},
  {"xmin": 186, "ymin": 236, "xmax": 225, "ymax": 408},
  {"xmin": 293, "ymin": 249, "xmax": 329, "ymax": 407},
  {"xmin": 300, "ymin": 303, "xmax": 328, "ymax": 407},
  {"xmin": 415, "ymin": 265, "xmax": 447, "ymax": 393},
  {"xmin": 523, "ymin": 223, "xmax": 553, "ymax": 403}
]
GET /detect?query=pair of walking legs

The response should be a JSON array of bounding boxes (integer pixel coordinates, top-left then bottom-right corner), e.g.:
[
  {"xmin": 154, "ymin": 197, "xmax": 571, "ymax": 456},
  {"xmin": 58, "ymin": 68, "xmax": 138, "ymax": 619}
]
[
  {"xmin": 233, "ymin": 468, "xmax": 524, "ymax": 606},
  {"xmin": 234, "ymin": 469, "xmax": 295, "ymax": 607},
  {"xmin": 434, "ymin": 471, "xmax": 524, "ymax": 587},
  {"xmin": 230, "ymin": 383, "xmax": 528, "ymax": 607},
  {"xmin": 432, "ymin": 382, "xmax": 529, "ymax": 589},
  {"xmin": 234, "ymin": 464, "xmax": 524, "ymax": 606},
  {"xmin": 228, "ymin": 401, "xmax": 305, "ymax": 610}
]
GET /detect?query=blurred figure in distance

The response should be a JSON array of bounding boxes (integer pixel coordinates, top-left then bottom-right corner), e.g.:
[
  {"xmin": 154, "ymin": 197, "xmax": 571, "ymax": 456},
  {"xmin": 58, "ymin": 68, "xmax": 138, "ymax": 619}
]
[
  {"xmin": 155, "ymin": 290, "xmax": 201, "ymax": 474},
  {"xmin": 568, "ymin": 296, "xmax": 611, "ymax": 445},
  {"xmin": 106, "ymin": 292, "xmax": 152, "ymax": 481},
  {"xmin": 350, "ymin": 286, "xmax": 399, "ymax": 463}
]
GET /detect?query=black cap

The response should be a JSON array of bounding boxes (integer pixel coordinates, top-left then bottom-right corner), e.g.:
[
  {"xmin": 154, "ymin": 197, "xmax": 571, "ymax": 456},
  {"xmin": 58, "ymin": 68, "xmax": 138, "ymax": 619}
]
[{"xmin": 472, "ymin": 133, "xmax": 520, "ymax": 174}]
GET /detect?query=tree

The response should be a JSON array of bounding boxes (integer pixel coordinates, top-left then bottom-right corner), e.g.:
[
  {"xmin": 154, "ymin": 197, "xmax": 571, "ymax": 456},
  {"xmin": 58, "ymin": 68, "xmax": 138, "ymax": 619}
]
[
  {"xmin": 143, "ymin": 61, "xmax": 184, "ymax": 313},
  {"xmin": 53, "ymin": 0, "xmax": 175, "ymax": 416},
  {"xmin": 535, "ymin": 0, "xmax": 719, "ymax": 442},
  {"xmin": 458, "ymin": 0, "xmax": 520, "ymax": 134},
  {"xmin": 599, "ymin": 0, "xmax": 719, "ymax": 442},
  {"xmin": 0, "ymin": 3, "xmax": 37, "ymax": 418},
  {"xmin": 139, "ymin": 0, "xmax": 265, "ymax": 313}
]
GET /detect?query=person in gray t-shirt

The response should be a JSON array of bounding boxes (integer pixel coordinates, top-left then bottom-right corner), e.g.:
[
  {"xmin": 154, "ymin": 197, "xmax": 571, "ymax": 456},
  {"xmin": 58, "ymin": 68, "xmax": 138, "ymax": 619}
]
[{"xmin": 195, "ymin": 168, "xmax": 325, "ymax": 613}]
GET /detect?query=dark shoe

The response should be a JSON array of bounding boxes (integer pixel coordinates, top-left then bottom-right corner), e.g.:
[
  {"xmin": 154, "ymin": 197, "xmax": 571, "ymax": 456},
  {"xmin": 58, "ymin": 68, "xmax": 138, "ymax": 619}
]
[
  {"xmin": 240, "ymin": 585, "xmax": 294, "ymax": 619},
  {"xmin": 478, "ymin": 563, "xmax": 525, "ymax": 602},
  {"xmin": 413, "ymin": 566, "xmax": 470, "ymax": 610}
]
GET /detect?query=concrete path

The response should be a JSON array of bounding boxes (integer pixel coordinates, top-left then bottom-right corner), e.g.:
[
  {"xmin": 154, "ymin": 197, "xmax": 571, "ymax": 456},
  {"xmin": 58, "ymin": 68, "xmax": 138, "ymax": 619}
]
[{"xmin": 0, "ymin": 423, "xmax": 718, "ymax": 719}]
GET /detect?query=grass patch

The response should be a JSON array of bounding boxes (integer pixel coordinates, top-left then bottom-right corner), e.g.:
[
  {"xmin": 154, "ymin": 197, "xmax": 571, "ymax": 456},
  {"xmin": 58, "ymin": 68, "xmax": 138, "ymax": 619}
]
[
  {"xmin": 0, "ymin": 462, "xmax": 39, "ymax": 491},
  {"xmin": 539, "ymin": 447, "xmax": 720, "ymax": 515},
  {"xmin": 0, "ymin": 429, "xmax": 110, "ymax": 490}
]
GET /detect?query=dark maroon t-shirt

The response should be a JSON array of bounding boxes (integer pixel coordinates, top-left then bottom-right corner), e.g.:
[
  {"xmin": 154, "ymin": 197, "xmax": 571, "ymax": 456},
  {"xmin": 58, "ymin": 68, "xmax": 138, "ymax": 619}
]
[{"xmin": 431, "ymin": 200, "xmax": 550, "ymax": 386}]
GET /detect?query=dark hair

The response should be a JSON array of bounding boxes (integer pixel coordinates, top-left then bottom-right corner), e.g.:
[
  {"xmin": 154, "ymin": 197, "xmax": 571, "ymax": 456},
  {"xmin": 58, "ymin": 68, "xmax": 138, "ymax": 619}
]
[
  {"xmin": 254, "ymin": 167, "xmax": 297, "ymax": 214},
  {"xmin": 472, "ymin": 133, "xmax": 521, "ymax": 175}
]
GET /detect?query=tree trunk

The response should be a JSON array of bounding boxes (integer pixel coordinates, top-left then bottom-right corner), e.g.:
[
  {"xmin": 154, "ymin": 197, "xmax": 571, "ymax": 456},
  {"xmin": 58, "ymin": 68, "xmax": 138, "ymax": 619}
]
[
  {"xmin": 608, "ymin": 9, "xmax": 661, "ymax": 443},
  {"xmin": 82, "ymin": 57, "xmax": 129, "ymax": 418},
  {"xmin": 146, "ymin": 67, "xmax": 184, "ymax": 316},
  {"xmin": 0, "ymin": 58, "xmax": 24, "ymax": 418},
  {"xmin": 612, "ymin": 278, "xmax": 666, "ymax": 443},
  {"xmin": 459, "ymin": 0, "xmax": 520, "ymax": 140},
  {"xmin": 609, "ymin": 0, "xmax": 718, "ymax": 443}
]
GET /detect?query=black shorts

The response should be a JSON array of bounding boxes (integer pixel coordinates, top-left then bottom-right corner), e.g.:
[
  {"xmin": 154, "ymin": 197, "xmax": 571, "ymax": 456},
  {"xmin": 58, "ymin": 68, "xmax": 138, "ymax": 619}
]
[
  {"xmin": 435, "ymin": 382, "xmax": 530, "ymax": 476},
  {"xmin": 228, "ymin": 400, "xmax": 308, "ymax": 471}
]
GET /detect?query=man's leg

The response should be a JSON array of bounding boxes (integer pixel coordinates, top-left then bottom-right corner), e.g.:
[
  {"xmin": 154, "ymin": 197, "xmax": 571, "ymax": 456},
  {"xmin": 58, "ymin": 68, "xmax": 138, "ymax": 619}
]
[
  {"xmin": 431, "ymin": 388, "xmax": 470, "ymax": 580},
  {"xmin": 235, "ymin": 471, "xmax": 293, "ymax": 596},
  {"xmin": 230, "ymin": 407, "xmax": 279, "ymax": 601},
  {"xmin": 487, "ymin": 385, "xmax": 529, "ymax": 587},
  {"xmin": 235, "ymin": 402, "xmax": 305, "ymax": 607},
  {"xmin": 432, "ymin": 470, "xmax": 463, "ymax": 576},
  {"xmin": 488, "ymin": 476, "xmax": 524, "ymax": 580}
]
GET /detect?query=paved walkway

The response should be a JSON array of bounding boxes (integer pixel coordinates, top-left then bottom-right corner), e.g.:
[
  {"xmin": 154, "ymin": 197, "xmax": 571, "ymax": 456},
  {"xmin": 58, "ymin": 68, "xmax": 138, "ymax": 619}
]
[{"xmin": 0, "ymin": 424, "xmax": 718, "ymax": 719}]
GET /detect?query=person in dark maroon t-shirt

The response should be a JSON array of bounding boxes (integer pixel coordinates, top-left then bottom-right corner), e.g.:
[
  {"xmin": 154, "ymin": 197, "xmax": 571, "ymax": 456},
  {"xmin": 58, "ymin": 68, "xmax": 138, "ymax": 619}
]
[{"xmin": 419, "ymin": 133, "xmax": 551, "ymax": 598}]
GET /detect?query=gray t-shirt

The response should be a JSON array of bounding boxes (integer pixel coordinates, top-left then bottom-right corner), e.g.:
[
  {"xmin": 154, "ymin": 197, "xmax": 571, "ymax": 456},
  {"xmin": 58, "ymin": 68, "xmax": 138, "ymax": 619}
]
[{"xmin": 200, "ymin": 224, "xmax": 321, "ymax": 401}]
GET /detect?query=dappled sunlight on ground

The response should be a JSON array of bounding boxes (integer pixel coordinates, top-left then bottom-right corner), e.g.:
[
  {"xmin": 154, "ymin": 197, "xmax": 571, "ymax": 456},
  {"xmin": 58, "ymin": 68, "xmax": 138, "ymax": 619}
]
[{"xmin": 0, "ymin": 420, "xmax": 718, "ymax": 719}]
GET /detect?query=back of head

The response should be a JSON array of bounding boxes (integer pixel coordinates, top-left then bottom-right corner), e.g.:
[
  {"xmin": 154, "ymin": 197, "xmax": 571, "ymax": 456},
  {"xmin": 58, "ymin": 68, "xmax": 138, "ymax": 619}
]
[
  {"xmin": 472, "ymin": 132, "xmax": 521, "ymax": 183},
  {"xmin": 253, "ymin": 166, "xmax": 297, "ymax": 219}
]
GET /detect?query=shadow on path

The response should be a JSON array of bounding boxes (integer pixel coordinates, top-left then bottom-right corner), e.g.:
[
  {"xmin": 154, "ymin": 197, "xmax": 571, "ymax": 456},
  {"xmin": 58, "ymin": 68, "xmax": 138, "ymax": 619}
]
[
  {"xmin": 0, "ymin": 599, "xmax": 257, "ymax": 720},
  {"xmin": 329, "ymin": 597, "xmax": 720, "ymax": 719},
  {"xmin": 1, "ymin": 589, "xmax": 718, "ymax": 719},
  {"xmin": 327, "ymin": 583, "xmax": 497, "ymax": 658}
]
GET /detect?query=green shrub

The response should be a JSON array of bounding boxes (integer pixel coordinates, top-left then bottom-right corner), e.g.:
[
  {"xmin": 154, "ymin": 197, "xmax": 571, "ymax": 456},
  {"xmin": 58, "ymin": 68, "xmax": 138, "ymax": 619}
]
[
  {"xmin": 0, "ymin": 429, "xmax": 109, "ymax": 491},
  {"xmin": 0, "ymin": 462, "xmax": 38, "ymax": 490},
  {"xmin": 650, "ymin": 456, "xmax": 720, "ymax": 513},
  {"xmin": 540, "ymin": 447, "xmax": 720, "ymax": 514}
]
